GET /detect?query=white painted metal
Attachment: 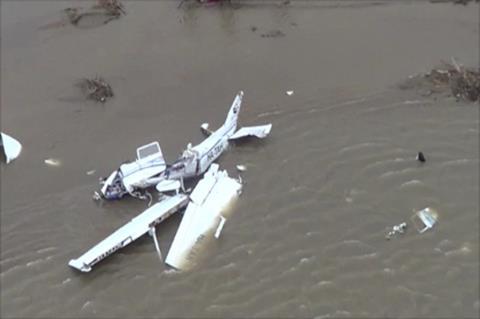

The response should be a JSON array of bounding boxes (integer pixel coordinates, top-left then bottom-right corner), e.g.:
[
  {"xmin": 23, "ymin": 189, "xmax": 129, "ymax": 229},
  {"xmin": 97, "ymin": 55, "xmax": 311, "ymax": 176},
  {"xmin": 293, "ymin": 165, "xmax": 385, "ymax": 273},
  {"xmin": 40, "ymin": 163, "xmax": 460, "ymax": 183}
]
[
  {"xmin": 155, "ymin": 179, "xmax": 181, "ymax": 193},
  {"xmin": 228, "ymin": 124, "xmax": 273, "ymax": 140},
  {"xmin": 150, "ymin": 226, "xmax": 163, "ymax": 261},
  {"xmin": 165, "ymin": 164, "xmax": 242, "ymax": 270},
  {"xmin": 98, "ymin": 91, "xmax": 272, "ymax": 200},
  {"xmin": 413, "ymin": 207, "xmax": 438, "ymax": 233},
  {"xmin": 214, "ymin": 216, "xmax": 226, "ymax": 239},
  {"xmin": 68, "ymin": 194, "xmax": 188, "ymax": 272},
  {"xmin": 200, "ymin": 123, "xmax": 212, "ymax": 136},
  {"xmin": 1, "ymin": 132, "xmax": 22, "ymax": 164}
]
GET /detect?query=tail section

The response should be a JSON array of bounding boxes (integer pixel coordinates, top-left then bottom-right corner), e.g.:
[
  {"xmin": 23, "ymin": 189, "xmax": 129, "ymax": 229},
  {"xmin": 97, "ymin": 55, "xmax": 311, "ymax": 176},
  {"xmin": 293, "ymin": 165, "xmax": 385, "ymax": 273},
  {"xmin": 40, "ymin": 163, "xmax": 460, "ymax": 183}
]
[{"xmin": 223, "ymin": 91, "xmax": 243, "ymax": 132}]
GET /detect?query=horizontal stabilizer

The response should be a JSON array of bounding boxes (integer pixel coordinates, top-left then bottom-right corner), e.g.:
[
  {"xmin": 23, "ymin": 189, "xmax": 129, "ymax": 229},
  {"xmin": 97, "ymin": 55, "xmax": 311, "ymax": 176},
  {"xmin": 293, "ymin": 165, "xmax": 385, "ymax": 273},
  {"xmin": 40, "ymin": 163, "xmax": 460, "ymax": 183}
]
[
  {"xmin": 228, "ymin": 124, "xmax": 272, "ymax": 140},
  {"xmin": 200, "ymin": 123, "xmax": 213, "ymax": 136}
]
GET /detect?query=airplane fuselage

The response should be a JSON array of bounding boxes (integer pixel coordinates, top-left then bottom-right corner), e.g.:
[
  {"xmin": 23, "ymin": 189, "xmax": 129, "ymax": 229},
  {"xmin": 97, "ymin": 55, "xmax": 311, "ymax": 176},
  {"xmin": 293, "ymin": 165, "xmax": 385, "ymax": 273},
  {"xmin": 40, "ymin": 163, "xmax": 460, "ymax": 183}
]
[{"xmin": 165, "ymin": 121, "xmax": 235, "ymax": 180}]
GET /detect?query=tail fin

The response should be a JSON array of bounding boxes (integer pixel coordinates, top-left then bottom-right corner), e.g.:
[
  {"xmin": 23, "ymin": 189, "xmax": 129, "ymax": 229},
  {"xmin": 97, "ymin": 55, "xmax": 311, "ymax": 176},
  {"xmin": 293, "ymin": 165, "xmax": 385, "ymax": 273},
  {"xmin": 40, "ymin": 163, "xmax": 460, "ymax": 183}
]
[{"xmin": 223, "ymin": 91, "xmax": 243, "ymax": 131}]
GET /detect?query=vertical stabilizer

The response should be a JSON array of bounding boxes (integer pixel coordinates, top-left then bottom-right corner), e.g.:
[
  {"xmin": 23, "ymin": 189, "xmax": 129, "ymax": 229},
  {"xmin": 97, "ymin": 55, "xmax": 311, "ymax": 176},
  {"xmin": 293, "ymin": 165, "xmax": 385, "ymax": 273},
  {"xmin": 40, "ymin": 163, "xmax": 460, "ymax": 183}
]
[{"xmin": 223, "ymin": 91, "xmax": 243, "ymax": 132}]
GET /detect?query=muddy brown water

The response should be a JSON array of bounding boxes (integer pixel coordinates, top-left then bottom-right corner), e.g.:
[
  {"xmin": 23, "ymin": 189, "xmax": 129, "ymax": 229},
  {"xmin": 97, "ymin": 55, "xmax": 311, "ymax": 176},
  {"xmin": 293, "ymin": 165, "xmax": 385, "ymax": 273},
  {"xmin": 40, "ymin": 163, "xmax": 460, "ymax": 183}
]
[{"xmin": 1, "ymin": 1, "xmax": 478, "ymax": 317}]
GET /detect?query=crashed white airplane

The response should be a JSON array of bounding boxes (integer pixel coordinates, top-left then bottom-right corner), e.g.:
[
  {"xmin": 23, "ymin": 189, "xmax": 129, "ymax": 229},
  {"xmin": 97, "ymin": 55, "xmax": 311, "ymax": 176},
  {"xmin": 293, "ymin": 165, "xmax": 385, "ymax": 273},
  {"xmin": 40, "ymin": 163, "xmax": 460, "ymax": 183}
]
[
  {"xmin": 96, "ymin": 91, "xmax": 271, "ymax": 200},
  {"xmin": 1, "ymin": 132, "xmax": 22, "ymax": 164},
  {"xmin": 69, "ymin": 164, "xmax": 242, "ymax": 272}
]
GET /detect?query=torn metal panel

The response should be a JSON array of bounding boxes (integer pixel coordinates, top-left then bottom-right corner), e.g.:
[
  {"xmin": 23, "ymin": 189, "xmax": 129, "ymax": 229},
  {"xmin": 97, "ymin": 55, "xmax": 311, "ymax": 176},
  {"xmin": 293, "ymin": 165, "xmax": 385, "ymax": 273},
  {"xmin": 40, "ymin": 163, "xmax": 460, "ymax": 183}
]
[
  {"xmin": 411, "ymin": 207, "xmax": 438, "ymax": 233},
  {"xmin": 68, "ymin": 194, "xmax": 188, "ymax": 272},
  {"xmin": 165, "ymin": 164, "xmax": 242, "ymax": 270},
  {"xmin": 0, "ymin": 132, "xmax": 22, "ymax": 164}
]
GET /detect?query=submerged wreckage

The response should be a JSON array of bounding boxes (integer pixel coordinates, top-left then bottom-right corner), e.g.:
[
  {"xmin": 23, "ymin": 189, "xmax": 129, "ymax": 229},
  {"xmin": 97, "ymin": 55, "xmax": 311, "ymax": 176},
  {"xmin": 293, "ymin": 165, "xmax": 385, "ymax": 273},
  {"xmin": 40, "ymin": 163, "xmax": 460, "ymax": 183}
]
[
  {"xmin": 1, "ymin": 132, "xmax": 22, "ymax": 164},
  {"xmin": 70, "ymin": 91, "xmax": 272, "ymax": 272}
]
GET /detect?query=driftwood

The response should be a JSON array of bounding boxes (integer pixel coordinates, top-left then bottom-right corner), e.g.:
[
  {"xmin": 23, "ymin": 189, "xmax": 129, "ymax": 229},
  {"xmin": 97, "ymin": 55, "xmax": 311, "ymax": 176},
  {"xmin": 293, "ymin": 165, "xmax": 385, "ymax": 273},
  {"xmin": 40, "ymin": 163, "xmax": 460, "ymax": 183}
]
[
  {"xmin": 65, "ymin": 0, "xmax": 125, "ymax": 26},
  {"xmin": 424, "ymin": 59, "xmax": 480, "ymax": 102},
  {"xmin": 77, "ymin": 77, "xmax": 114, "ymax": 103},
  {"xmin": 400, "ymin": 59, "xmax": 479, "ymax": 102}
]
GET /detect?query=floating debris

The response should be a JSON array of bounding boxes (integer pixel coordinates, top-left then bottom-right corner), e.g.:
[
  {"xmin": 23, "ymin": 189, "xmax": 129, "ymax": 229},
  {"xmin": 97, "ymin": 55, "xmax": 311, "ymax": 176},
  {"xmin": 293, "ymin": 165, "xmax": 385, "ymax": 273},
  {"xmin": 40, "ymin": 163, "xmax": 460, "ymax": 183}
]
[
  {"xmin": 286, "ymin": 90, "xmax": 294, "ymax": 96},
  {"xmin": 64, "ymin": 0, "xmax": 126, "ymax": 26},
  {"xmin": 416, "ymin": 151, "xmax": 426, "ymax": 163},
  {"xmin": 86, "ymin": 170, "xmax": 96, "ymax": 175},
  {"xmin": 77, "ymin": 76, "xmax": 114, "ymax": 103},
  {"xmin": 411, "ymin": 207, "xmax": 438, "ymax": 233},
  {"xmin": 430, "ymin": 0, "xmax": 479, "ymax": 5},
  {"xmin": 261, "ymin": 30, "xmax": 285, "ymax": 38},
  {"xmin": 95, "ymin": 0, "xmax": 126, "ymax": 15},
  {"xmin": 1, "ymin": 132, "xmax": 22, "ymax": 164},
  {"xmin": 44, "ymin": 158, "xmax": 61, "ymax": 167},
  {"xmin": 385, "ymin": 222, "xmax": 407, "ymax": 240},
  {"xmin": 402, "ymin": 59, "xmax": 480, "ymax": 102},
  {"xmin": 236, "ymin": 164, "xmax": 247, "ymax": 172}
]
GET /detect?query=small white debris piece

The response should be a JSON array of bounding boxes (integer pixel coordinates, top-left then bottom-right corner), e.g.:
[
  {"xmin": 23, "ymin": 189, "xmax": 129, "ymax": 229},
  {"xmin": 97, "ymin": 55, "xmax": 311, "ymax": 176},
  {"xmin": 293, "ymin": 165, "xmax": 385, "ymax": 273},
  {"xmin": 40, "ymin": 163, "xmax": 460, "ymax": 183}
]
[
  {"xmin": 214, "ymin": 216, "xmax": 226, "ymax": 239},
  {"xmin": 86, "ymin": 170, "xmax": 96, "ymax": 175},
  {"xmin": 44, "ymin": 158, "xmax": 61, "ymax": 166},
  {"xmin": 92, "ymin": 191, "xmax": 102, "ymax": 201},
  {"xmin": 236, "ymin": 164, "xmax": 247, "ymax": 172},
  {"xmin": 411, "ymin": 207, "xmax": 438, "ymax": 233},
  {"xmin": 286, "ymin": 90, "xmax": 294, "ymax": 96},
  {"xmin": 385, "ymin": 222, "xmax": 407, "ymax": 240}
]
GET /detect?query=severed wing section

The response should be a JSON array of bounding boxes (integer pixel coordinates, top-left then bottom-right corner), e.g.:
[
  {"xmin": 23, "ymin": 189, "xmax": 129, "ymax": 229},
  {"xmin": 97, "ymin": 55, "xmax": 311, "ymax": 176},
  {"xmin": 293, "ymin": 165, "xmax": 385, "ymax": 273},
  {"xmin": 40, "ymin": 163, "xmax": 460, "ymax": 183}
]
[
  {"xmin": 69, "ymin": 194, "xmax": 188, "ymax": 272},
  {"xmin": 228, "ymin": 124, "xmax": 272, "ymax": 140},
  {"xmin": 1, "ymin": 132, "xmax": 22, "ymax": 164},
  {"xmin": 165, "ymin": 164, "xmax": 242, "ymax": 270}
]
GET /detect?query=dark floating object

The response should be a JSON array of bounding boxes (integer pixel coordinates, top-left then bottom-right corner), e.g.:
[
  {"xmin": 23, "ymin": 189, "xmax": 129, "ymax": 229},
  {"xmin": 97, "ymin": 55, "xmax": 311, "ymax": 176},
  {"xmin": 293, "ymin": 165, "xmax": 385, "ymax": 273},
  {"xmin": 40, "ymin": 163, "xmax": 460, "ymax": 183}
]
[
  {"xmin": 416, "ymin": 152, "xmax": 426, "ymax": 163},
  {"xmin": 77, "ymin": 76, "xmax": 114, "ymax": 103},
  {"xmin": 260, "ymin": 30, "xmax": 286, "ymax": 38}
]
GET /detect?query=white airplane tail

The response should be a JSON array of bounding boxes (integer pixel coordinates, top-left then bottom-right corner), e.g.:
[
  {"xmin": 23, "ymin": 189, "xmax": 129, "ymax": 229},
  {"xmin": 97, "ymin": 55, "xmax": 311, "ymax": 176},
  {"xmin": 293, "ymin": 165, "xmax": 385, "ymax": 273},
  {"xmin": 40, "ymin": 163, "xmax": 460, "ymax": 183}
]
[{"xmin": 223, "ymin": 91, "xmax": 243, "ymax": 132}]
